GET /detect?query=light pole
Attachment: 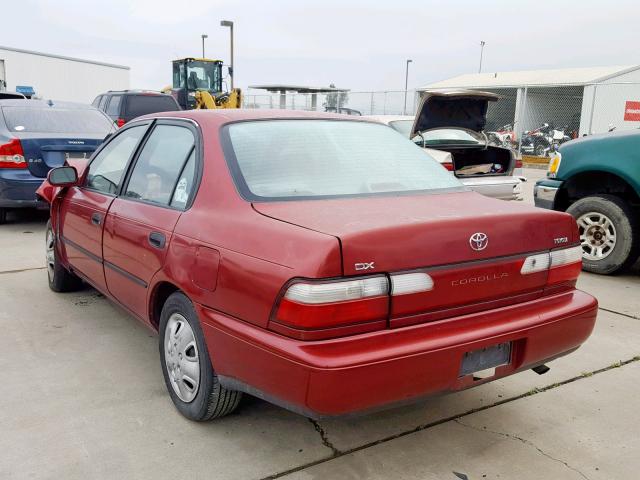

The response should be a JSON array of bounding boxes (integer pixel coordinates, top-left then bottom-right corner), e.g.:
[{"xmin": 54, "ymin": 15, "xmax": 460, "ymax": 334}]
[
  {"xmin": 201, "ymin": 34, "xmax": 208, "ymax": 58},
  {"xmin": 403, "ymin": 59, "xmax": 412, "ymax": 115},
  {"xmin": 220, "ymin": 20, "xmax": 234, "ymax": 89},
  {"xmin": 478, "ymin": 41, "xmax": 485, "ymax": 73}
]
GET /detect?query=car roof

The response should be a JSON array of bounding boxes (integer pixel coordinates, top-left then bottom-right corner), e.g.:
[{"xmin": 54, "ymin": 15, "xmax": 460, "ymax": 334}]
[
  {"xmin": 134, "ymin": 108, "xmax": 376, "ymax": 128},
  {"xmin": 0, "ymin": 99, "xmax": 97, "ymax": 109},
  {"xmin": 102, "ymin": 90, "xmax": 169, "ymax": 96}
]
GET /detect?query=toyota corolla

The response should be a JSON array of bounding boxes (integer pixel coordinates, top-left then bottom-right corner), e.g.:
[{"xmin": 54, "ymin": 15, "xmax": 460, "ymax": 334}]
[{"xmin": 37, "ymin": 110, "xmax": 598, "ymax": 420}]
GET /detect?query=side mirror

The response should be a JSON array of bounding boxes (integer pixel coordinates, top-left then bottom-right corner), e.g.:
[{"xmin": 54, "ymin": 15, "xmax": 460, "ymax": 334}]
[{"xmin": 48, "ymin": 166, "xmax": 78, "ymax": 187}]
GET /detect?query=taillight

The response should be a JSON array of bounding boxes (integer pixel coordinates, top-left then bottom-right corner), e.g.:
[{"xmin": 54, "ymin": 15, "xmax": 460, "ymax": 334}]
[
  {"xmin": 521, "ymin": 245, "xmax": 582, "ymax": 293},
  {"xmin": 271, "ymin": 276, "xmax": 389, "ymax": 339},
  {"xmin": 116, "ymin": 118, "xmax": 125, "ymax": 128},
  {"xmin": 0, "ymin": 138, "xmax": 27, "ymax": 169},
  {"xmin": 271, "ymin": 273, "xmax": 437, "ymax": 340},
  {"xmin": 515, "ymin": 158, "xmax": 523, "ymax": 169},
  {"xmin": 441, "ymin": 162, "xmax": 454, "ymax": 171}
]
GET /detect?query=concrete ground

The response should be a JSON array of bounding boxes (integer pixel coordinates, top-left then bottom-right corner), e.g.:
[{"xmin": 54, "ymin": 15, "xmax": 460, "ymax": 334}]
[{"xmin": 1, "ymin": 168, "xmax": 638, "ymax": 480}]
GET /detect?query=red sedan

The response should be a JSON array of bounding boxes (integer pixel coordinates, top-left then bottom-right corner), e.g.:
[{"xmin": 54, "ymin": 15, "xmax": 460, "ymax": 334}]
[{"xmin": 38, "ymin": 110, "xmax": 597, "ymax": 420}]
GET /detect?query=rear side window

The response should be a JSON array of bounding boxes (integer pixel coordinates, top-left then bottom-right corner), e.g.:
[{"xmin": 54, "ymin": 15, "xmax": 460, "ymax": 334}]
[
  {"xmin": 98, "ymin": 95, "xmax": 109, "ymax": 111},
  {"xmin": 1, "ymin": 106, "xmax": 114, "ymax": 134},
  {"xmin": 125, "ymin": 95, "xmax": 179, "ymax": 119},
  {"xmin": 106, "ymin": 95, "xmax": 122, "ymax": 116},
  {"xmin": 91, "ymin": 95, "xmax": 102, "ymax": 107},
  {"xmin": 124, "ymin": 125, "xmax": 195, "ymax": 206},
  {"xmin": 86, "ymin": 126, "xmax": 147, "ymax": 194}
]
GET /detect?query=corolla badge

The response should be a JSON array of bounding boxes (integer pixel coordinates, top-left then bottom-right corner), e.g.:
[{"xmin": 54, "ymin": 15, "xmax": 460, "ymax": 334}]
[{"xmin": 469, "ymin": 232, "xmax": 489, "ymax": 251}]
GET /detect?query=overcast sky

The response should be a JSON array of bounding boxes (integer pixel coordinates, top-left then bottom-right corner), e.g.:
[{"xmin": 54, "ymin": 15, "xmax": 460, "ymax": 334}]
[{"xmin": 3, "ymin": 0, "xmax": 640, "ymax": 93}]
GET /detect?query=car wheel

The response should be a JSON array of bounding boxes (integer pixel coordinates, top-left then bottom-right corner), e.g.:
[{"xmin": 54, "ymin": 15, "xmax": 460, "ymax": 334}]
[
  {"xmin": 46, "ymin": 220, "xmax": 83, "ymax": 292},
  {"xmin": 159, "ymin": 292, "xmax": 242, "ymax": 421},
  {"xmin": 567, "ymin": 195, "xmax": 639, "ymax": 274},
  {"xmin": 0, "ymin": 208, "xmax": 7, "ymax": 224}
]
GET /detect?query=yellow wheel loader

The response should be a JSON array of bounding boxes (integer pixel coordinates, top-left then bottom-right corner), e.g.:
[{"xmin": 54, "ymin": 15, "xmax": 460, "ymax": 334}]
[{"xmin": 166, "ymin": 58, "xmax": 241, "ymax": 110}]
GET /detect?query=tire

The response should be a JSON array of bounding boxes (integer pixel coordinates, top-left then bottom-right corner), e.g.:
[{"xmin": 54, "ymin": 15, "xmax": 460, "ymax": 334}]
[
  {"xmin": 159, "ymin": 292, "xmax": 242, "ymax": 421},
  {"xmin": 46, "ymin": 220, "xmax": 83, "ymax": 292},
  {"xmin": 0, "ymin": 208, "xmax": 7, "ymax": 224},
  {"xmin": 567, "ymin": 195, "xmax": 639, "ymax": 274},
  {"xmin": 535, "ymin": 144, "xmax": 547, "ymax": 157}
]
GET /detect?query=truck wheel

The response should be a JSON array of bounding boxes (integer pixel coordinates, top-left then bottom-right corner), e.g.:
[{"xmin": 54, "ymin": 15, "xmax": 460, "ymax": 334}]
[
  {"xmin": 46, "ymin": 220, "xmax": 83, "ymax": 292},
  {"xmin": 567, "ymin": 195, "xmax": 639, "ymax": 274},
  {"xmin": 159, "ymin": 292, "xmax": 242, "ymax": 421}
]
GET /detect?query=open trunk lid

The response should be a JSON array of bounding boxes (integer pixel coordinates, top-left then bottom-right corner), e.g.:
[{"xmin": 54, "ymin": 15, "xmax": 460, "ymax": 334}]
[
  {"xmin": 254, "ymin": 191, "xmax": 578, "ymax": 323},
  {"xmin": 411, "ymin": 90, "xmax": 499, "ymax": 136}
]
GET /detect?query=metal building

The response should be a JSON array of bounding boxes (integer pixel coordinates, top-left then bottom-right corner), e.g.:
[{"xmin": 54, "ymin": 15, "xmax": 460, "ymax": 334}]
[
  {"xmin": 418, "ymin": 65, "xmax": 640, "ymax": 137},
  {"xmin": 0, "ymin": 45, "xmax": 129, "ymax": 104}
]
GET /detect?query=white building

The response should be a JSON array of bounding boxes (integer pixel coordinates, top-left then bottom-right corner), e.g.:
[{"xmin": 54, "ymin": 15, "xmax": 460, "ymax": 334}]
[
  {"xmin": 418, "ymin": 65, "xmax": 640, "ymax": 137},
  {"xmin": 0, "ymin": 45, "xmax": 129, "ymax": 104}
]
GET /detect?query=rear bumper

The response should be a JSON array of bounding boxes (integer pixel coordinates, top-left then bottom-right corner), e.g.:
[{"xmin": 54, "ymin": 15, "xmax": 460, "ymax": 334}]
[
  {"xmin": 460, "ymin": 175, "xmax": 523, "ymax": 201},
  {"xmin": 0, "ymin": 169, "xmax": 45, "ymax": 208},
  {"xmin": 198, "ymin": 290, "xmax": 598, "ymax": 417}
]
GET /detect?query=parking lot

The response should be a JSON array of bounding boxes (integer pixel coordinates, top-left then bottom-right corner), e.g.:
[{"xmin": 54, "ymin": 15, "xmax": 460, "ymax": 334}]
[{"xmin": 2, "ymin": 168, "xmax": 639, "ymax": 480}]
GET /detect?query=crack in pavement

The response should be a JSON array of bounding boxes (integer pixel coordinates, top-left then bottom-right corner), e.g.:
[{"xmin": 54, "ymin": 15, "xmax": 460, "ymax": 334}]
[
  {"xmin": 309, "ymin": 418, "xmax": 340, "ymax": 456},
  {"xmin": 454, "ymin": 419, "xmax": 592, "ymax": 480},
  {"xmin": 259, "ymin": 355, "xmax": 640, "ymax": 480},
  {"xmin": 0, "ymin": 266, "xmax": 46, "ymax": 275},
  {"xmin": 599, "ymin": 307, "xmax": 639, "ymax": 320}
]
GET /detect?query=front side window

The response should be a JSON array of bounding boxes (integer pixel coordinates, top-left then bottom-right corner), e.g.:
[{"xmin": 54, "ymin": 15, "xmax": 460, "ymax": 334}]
[
  {"xmin": 124, "ymin": 125, "xmax": 195, "ymax": 206},
  {"xmin": 225, "ymin": 120, "xmax": 463, "ymax": 200},
  {"xmin": 86, "ymin": 126, "xmax": 146, "ymax": 194}
]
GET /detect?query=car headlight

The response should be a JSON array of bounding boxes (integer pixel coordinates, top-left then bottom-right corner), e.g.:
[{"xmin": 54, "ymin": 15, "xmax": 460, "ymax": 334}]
[{"xmin": 548, "ymin": 151, "xmax": 562, "ymax": 178}]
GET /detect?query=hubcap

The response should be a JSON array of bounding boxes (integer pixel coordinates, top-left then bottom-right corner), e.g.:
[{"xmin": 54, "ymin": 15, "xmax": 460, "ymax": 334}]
[
  {"xmin": 46, "ymin": 228, "xmax": 55, "ymax": 282},
  {"xmin": 164, "ymin": 313, "xmax": 200, "ymax": 403},
  {"xmin": 577, "ymin": 212, "xmax": 617, "ymax": 261}
]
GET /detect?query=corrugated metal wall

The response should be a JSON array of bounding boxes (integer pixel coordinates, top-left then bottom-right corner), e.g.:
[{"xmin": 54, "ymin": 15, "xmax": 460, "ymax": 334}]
[{"xmin": 0, "ymin": 47, "xmax": 129, "ymax": 104}]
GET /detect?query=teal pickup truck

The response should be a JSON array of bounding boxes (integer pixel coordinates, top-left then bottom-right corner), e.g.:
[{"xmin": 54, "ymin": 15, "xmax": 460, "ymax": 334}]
[{"xmin": 534, "ymin": 130, "xmax": 640, "ymax": 274}]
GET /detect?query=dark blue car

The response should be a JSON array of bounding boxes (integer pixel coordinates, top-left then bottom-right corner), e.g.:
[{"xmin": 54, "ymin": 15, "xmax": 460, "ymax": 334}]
[{"xmin": 0, "ymin": 99, "xmax": 115, "ymax": 223}]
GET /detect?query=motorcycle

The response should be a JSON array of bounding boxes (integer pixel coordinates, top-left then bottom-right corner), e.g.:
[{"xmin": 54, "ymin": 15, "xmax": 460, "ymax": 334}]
[
  {"xmin": 488, "ymin": 123, "xmax": 516, "ymax": 148},
  {"xmin": 520, "ymin": 123, "xmax": 570, "ymax": 157}
]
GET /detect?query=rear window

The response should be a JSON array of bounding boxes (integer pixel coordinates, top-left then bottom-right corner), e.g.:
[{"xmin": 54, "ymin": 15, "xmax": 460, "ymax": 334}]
[
  {"xmin": 1, "ymin": 106, "xmax": 114, "ymax": 134},
  {"xmin": 125, "ymin": 95, "xmax": 179, "ymax": 119},
  {"xmin": 224, "ymin": 120, "xmax": 463, "ymax": 200},
  {"xmin": 389, "ymin": 120, "xmax": 481, "ymax": 145}
]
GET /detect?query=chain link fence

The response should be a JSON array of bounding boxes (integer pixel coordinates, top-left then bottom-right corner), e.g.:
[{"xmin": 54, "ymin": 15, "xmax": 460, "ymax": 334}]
[
  {"xmin": 243, "ymin": 82, "xmax": 640, "ymax": 158},
  {"xmin": 243, "ymin": 89, "xmax": 422, "ymax": 116}
]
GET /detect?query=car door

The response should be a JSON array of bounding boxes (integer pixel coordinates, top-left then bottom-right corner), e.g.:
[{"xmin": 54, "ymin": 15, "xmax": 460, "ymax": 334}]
[
  {"xmin": 59, "ymin": 123, "xmax": 150, "ymax": 292},
  {"xmin": 102, "ymin": 121, "xmax": 199, "ymax": 320}
]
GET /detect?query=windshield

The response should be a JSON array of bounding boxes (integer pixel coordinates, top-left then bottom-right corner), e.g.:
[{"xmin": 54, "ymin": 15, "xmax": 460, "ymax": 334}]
[
  {"xmin": 2, "ymin": 107, "xmax": 114, "ymax": 134},
  {"xmin": 225, "ymin": 120, "xmax": 464, "ymax": 200},
  {"xmin": 185, "ymin": 60, "xmax": 221, "ymax": 91},
  {"xmin": 389, "ymin": 120, "xmax": 482, "ymax": 146}
]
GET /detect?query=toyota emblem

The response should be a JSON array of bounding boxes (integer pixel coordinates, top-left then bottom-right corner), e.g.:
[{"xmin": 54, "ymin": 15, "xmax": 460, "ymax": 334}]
[{"xmin": 469, "ymin": 232, "xmax": 489, "ymax": 251}]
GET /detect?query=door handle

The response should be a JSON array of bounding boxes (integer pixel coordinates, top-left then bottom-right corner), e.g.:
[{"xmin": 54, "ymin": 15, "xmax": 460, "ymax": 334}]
[
  {"xmin": 91, "ymin": 212, "xmax": 102, "ymax": 225},
  {"xmin": 148, "ymin": 231, "xmax": 166, "ymax": 249}
]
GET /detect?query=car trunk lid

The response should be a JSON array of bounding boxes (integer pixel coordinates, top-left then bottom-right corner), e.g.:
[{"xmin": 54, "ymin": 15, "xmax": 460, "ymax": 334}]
[
  {"xmin": 411, "ymin": 90, "xmax": 499, "ymax": 136},
  {"xmin": 254, "ymin": 191, "xmax": 577, "ymax": 324},
  {"xmin": 15, "ymin": 133, "xmax": 104, "ymax": 178}
]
